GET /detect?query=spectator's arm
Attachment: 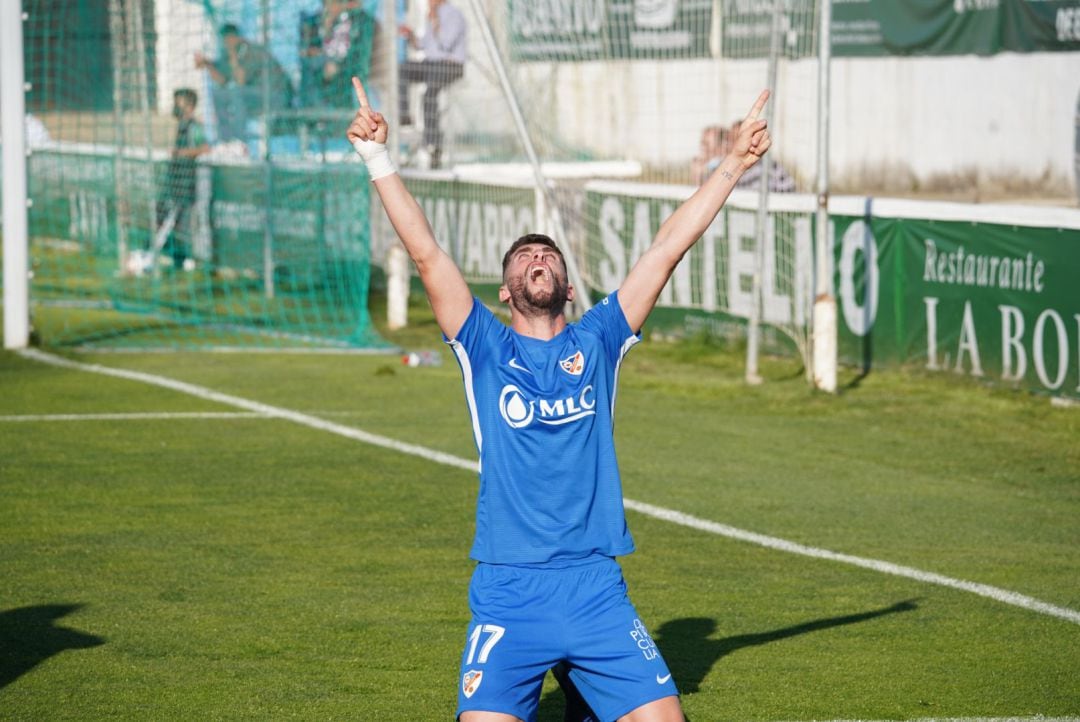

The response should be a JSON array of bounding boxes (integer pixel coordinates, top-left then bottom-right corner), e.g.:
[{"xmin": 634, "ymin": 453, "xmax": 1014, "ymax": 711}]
[
  {"xmin": 194, "ymin": 52, "xmax": 226, "ymax": 85},
  {"xmin": 173, "ymin": 143, "xmax": 210, "ymax": 159},
  {"xmin": 398, "ymin": 24, "xmax": 418, "ymax": 49}
]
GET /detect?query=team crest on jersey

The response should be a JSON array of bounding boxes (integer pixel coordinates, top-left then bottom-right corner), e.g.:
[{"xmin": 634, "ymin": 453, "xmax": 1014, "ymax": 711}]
[
  {"xmin": 462, "ymin": 670, "xmax": 483, "ymax": 698},
  {"xmin": 560, "ymin": 350, "xmax": 585, "ymax": 376}
]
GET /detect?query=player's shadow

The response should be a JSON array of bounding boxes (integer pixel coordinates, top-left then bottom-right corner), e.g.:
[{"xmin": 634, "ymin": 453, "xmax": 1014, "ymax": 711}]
[
  {"xmin": 0, "ymin": 604, "xmax": 105, "ymax": 689},
  {"xmin": 655, "ymin": 598, "xmax": 918, "ymax": 697},
  {"xmin": 536, "ymin": 598, "xmax": 918, "ymax": 721}
]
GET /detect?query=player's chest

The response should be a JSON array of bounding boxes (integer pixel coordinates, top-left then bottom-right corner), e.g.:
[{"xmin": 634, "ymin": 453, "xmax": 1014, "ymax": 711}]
[{"xmin": 479, "ymin": 339, "xmax": 607, "ymax": 430}]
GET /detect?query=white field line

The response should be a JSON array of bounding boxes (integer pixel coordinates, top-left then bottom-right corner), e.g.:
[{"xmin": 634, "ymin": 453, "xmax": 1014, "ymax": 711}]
[
  {"xmin": 783, "ymin": 718, "xmax": 1079, "ymax": 722},
  {"xmin": 622, "ymin": 499, "xmax": 1080, "ymax": 626},
  {"xmin": 0, "ymin": 410, "xmax": 371, "ymax": 423},
  {"xmin": 0, "ymin": 412, "xmax": 269, "ymax": 422},
  {"xmin": 17, "ymin": 349, "xmax": 476, "ymax": 473},
  {"xmin": 17, "ymin": 348, "xmax": 1080, "ymax": 627}
]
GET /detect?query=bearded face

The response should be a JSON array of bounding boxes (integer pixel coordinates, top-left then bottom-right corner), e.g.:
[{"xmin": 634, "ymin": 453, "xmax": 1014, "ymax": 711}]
[{"xmin": 502, "ymin": 244, "xmax": 571, "ymax": 319}]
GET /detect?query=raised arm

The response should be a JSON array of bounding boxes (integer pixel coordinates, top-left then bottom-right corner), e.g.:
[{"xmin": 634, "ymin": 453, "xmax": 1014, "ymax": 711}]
[
  {"xmin": 194, "ymin": 52, "xmax": 227, "ymax": 86},
  {"xmin": 618, "ymin": 90, "xmax": 772, "ymax": 332},
  {"xmin": 345, "ymin": 77, "xmax": 473, "ymax": 339}
]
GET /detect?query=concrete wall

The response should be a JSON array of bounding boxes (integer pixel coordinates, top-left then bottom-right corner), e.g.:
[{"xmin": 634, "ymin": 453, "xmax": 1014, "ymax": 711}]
[
  {"xmin": 532, "ymin": 52, "xmax": 1080, "ymax": 195},
  {"xmin": 445, "ymin": 3, "xmax": 1079, "ymax": 199},
  {"xmin": 154, "ymin": 0, "xmax": 214, "ymax": 117}
]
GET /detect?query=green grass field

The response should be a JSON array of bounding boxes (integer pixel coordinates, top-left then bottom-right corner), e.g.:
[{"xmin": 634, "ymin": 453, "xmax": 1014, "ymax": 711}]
[{"xmin": 2, "ymin": 296, "xmax": 1078, "ymax": 720}]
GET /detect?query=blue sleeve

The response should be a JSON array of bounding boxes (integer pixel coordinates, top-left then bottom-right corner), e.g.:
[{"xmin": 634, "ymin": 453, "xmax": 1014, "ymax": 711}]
[
  {"xmin": 576, "ymin": 291, "xmax": 641, "ymax": 366},
  {"xmin": 444, "ymin": 297, "xmax": 503, "ymax": 368}
]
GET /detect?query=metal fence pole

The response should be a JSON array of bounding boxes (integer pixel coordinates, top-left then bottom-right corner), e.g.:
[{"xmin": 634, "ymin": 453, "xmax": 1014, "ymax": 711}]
[
  {"xmin": 813, "ymin": 0, "xmax": 837, "ymax": 392},
  {"xmin": 463, "ymin": 0, "xmax": 591, "ymax": 316}
]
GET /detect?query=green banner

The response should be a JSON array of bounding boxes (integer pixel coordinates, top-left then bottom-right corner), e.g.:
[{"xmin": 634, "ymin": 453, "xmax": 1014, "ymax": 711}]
[
  {"xmin": 582, "ymin": 180, "xmax": 1080, "ymax": 400},
  {"xmin": 833, "ymin": 208, "xmax": 1080, "ymax": 399},
  {"xmin": 508, "ymin": 0, "xmax": 713, "ymax": 61},
  {"xmin": 28, "ymin": 149, "xmax": 120, "ymax": 255},
  {"xmin": 209, "ymin": 163, "xmax": 371, "ymax": 275},
  {"xmin": 23, "ymin": 146, "xmax": 378, "ymax": 347},
  {"xmin": 718, "ymin": 0, "xmax": 818, "ymax": 59},
  {"xmin": 585, "ymin": 183, "xmax": 814, "ymax": 337},
  {"xmin": 832, "ymin": 0, "xmax": 1080, "ymax": 56},
  {"xmin": 508, "ymin": 0, "xmax": 1080, "ymax": 61},
  {"xmin": 27, "ymin": 148, "xmax": 371, "ymax": 274}
]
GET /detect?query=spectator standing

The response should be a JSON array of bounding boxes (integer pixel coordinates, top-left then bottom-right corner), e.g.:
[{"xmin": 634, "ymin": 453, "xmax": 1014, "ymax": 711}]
[
  {"xmin": 154, "ymin": 88, "xmax": 209, "ymax": 271},
  {"xmin": 195, "ymin": 24, "xmax": 294, "ymax": 143}
]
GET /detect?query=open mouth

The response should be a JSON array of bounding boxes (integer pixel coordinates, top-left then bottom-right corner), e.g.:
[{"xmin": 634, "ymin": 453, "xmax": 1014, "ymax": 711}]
[{"xmin": 528, "ymin": 265, "xmax": 549, "ymax": 282}]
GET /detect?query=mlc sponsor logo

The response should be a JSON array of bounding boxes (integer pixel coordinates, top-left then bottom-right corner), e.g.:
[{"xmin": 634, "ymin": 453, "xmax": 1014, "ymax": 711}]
[{"xmin": 498, "ymin": 384, "xmax": 596, "ymax": 428}]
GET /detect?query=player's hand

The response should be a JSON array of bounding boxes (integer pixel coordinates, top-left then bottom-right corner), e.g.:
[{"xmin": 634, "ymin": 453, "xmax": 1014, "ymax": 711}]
[
  {"xmin": 345, "ymin": 76, "xmax": 388, "ymax": 146},
  {"xmin": 730, "ymin": 90, "xmax": 772, "ymax": 170}
]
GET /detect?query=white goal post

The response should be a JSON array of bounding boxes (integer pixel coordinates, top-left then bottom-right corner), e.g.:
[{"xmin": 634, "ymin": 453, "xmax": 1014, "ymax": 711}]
[{"xmin": 2, "ymin": 0, "xmax": 30, "ymax": 350}]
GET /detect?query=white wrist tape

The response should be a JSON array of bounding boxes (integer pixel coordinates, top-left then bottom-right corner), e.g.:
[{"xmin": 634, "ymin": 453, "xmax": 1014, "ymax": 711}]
[{"xmin": 352, "ymin": 139, "xmax": 396, "ymax": 181}]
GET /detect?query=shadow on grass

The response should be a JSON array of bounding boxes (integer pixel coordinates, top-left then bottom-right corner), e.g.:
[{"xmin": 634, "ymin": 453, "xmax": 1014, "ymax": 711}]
[
  {"xmin": 0, "ymin": 604, "xmax": 105, "ymax": 689},
  {"xmin": 537, "ymin": 598, "xmax": 919, "ymax": 721}
]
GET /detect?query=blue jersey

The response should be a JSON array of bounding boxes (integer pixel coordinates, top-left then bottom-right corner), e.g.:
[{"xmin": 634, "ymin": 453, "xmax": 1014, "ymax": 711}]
[{"xmin": 446, "ymin": 292, "xmax": 641, "ymax": 564}]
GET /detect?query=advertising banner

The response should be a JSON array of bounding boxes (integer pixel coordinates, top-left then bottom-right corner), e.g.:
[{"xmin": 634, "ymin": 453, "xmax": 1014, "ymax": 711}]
[
  {"xmin": 508, "ymin": 0, "xmax": 713, "ymax": 62},
  {"xmin": 374, "ymin": 171, "xmax": 538, "ymax": 284},
  {"xmin": 209, "ymin": 163, "xmax": 371, "ymax": 274},
  {"xmin": 501, "ymin": 0, "xmax": 1080, "ymax": 60},
  {"xmin": 582, "ymin": 181, "xmax": 1080, "ymax": 400},
  {"xmin": 722, "ymin": 0, "xmax": 1080, "ymax": 58},
  {"xmin": 585, "ymin": 184, "xmax": 814, "ymax": 325},
  {"xmin": 832, "ymin": 0, "xmax": 1080, "ymax": 57},
  {"xmin": 832, "ymin": 201, "xmax": 1080, "ymax": 400},
  {"xmin": 24, "ymin": 149, "xmax": 1080, "ymax": 399},
  {"xmin": 29, "ymin": 149, "xmax": 120, "ymax": 254},
  {"xmin": 718, "ymin": 0, "xmax": 819, "ymax": 59},
  {"xmin": 25, "ymin": 146, "xmax": 372, "ymax": 295}
]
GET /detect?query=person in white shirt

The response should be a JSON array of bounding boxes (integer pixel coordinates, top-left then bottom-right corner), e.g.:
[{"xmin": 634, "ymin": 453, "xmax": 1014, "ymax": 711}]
[{"xmin": 398, "ymin": 0, "xmax": 466, "ymax": 168}]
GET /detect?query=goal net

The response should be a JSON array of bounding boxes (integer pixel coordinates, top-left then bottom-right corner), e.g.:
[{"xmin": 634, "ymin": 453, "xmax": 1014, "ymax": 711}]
[
  {"xmin": 13, "ymin": 0, "xmax": 822, "ymax": 365},
  {"xmin": 19, "ymin": 0, "xmax": 388, "ymax": 350}
]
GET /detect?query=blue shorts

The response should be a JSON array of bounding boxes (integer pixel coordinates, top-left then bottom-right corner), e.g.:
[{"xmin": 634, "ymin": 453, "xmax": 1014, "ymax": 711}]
[{"xmin": 455, "ymin": 556, "xmax": 678, "ymax": 722}]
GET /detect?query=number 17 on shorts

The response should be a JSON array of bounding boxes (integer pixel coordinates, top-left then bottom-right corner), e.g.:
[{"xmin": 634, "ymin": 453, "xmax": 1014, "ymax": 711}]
[{"xmin": 461, "ymin": 623, "xmax": 505, "ymax": 699}]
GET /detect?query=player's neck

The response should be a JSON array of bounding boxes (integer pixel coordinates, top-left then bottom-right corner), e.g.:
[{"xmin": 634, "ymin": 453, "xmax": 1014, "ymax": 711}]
[{"xmin": 509, "ymin": 311, "xmax": 567, "ymax": 341}]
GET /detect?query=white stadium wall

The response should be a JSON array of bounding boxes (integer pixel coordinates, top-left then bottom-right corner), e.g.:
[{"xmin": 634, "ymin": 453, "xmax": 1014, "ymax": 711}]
[
  {"xmin": 154, "ymin": 0, "xmax": 214, "ymax": 117},
  {"xmin": 828, "ymin": 53, "xmax": 1079, "ymax": 194},
  {"xmin": 446, "ymin": 13, "xmax": 1079, "ymax": 198}
]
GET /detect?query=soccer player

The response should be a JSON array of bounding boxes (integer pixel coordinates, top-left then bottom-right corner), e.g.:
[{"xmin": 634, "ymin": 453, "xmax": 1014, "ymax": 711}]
[{"xmin": 346, "ymin": 77, "xmax": 771, "ymax": 722}]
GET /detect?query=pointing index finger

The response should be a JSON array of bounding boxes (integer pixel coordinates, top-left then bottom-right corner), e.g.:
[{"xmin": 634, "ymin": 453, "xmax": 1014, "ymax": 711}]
[
  {"xmin": 744, "ymin": 89, "xmax": 771, "ymax": 123},
  {"xmin": 352, "ymin": 76, "xmax": 370, "ymax": 108}
]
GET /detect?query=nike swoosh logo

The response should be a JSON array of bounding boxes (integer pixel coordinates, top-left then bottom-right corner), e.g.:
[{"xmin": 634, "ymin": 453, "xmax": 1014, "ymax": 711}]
[
  {"xmin": 656, "ymin": 673, "xmax": 671, "ymax": 685},
  {"xmin": 508, "ymin": 358, "xmax": 531, "ymax": 373}
]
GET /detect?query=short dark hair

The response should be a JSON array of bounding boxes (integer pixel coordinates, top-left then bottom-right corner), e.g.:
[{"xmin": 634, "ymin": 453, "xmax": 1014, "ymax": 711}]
[
  {"xmin": 174, "ymin": 88, "xmax": 198, "ymax": 108},
  {"xmin": 220, "ymin": 23, "xmax": 241, "ymax": 37},
  {"xmin": 501, "ymin": 233, "xmax": 564, "ymax": 278}
]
